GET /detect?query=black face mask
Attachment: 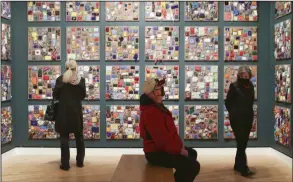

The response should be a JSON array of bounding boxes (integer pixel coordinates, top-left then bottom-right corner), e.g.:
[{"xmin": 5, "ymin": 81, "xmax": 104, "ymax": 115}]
[{"xmin": 238, "ymin": 78, "xmax": 250, "ymax": 85}]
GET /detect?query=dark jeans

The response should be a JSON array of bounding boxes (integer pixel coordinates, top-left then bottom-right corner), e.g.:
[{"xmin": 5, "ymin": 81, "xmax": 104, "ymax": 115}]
[
  {"xmin": 145, "ymin": 147, "xmax": 200, "ymax": 182},
  {"xmin": 60, "ymin": 132, "xmax": 85, "ymax": 166}
]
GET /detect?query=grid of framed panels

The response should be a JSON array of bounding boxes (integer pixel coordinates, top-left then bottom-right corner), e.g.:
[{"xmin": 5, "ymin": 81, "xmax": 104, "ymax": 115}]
[
  {"xmin": 27, "ymin": 2, "xmax": 61, "ymax": 22},
  {"xmin": 275, "ymin": 1, "xmax": 292, "ymax": 19},
  {"xmin": 145, "ymin": 65, "xmax": 179, "ymax": 100},
  {"xmin": 78, "ymin": 66, "xmax": 100, "ymax": 100},
  {"xmin": 184, "ymin": 2, "xmax": 218, "ymax": 21},
  {"xmin": 1, "ymin": 23, "xmax": 11, "ymax": 61},
  {"xmin": 66, "ymin": 26, "xmax": 100, "ymax": 61},
  {"xmin": 185, "ymin": 65, "xmax": 218, "ymax": 100},
  {"xmin": 224, "ymin": 105, "xmax": 258, "ymax": 139},
  {"xmin": 274, "ymin": 19, "xmax": 291, "ymax": 60},
  {"xmin": 224, "ymin": 65, "xmax": 258, "ymax": 99},
  {"xmin": 106, "ymin": 105, "xmax": 140, "ymax": 140},
  {"xmin": 66, "ymin": 2, "xmax": 100, "ymax": 21},
  {"xmin": 28, "ymin": 27, "xmax": 61, "ymax": 61},
  {"xmin": 28, "ymin": 66, "xmax": 61, "ymax": 100},
  {"xmin": 275, "ymin": 64, "xmax": 291, "ymax": 103},
  {"xmin": 1, "ymin": 65, "xmax": 11, "ymax": 101},
  {"xmin": 145, "ymin": 26, "xmax": 179, "ymax": 61},
  {"xmin": 145, "ymin": 1, "xmax": 179, "ymax": 21},
  {"xmin": 224, "ymin": 1, "xmax": 258, "ymax": 21},
  {"xmin": 1, "ymin": 1, "xmax": 11, "ymax": 19},
  {"xmin": 274, "ymin": 106, "xmax": 291, "ymax": 147},
  {"xmin": 1, "ymin": 106, "xmax": 12, "ymax": 144},
  {"xmin": 184, "ymin": 105, "xmax": 218, "ymax": 140},
  {"xmin": 105, "ymin": 2, "xmax": 139, "ymax": 21}
]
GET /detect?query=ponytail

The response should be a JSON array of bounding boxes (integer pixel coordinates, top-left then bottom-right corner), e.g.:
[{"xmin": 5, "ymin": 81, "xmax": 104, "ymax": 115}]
[{"xmin": 63, "ymin": 69, "xmax": 73, "ymax": 83}]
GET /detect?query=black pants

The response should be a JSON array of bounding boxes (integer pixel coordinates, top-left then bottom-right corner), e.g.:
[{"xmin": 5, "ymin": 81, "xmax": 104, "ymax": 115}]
[
  {"xmin": 60, "ymin": 132, "xmax": 85, "ymax": 166},
  {"xmin": 145, "ymin": 147, "xmax": 200, "ymax": 182}
]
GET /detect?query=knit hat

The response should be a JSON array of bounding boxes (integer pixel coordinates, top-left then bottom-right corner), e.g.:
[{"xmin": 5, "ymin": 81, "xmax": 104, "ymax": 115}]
[{"xmin": 143, "ymin": 77, "xmax": 165, "ymax": 94}]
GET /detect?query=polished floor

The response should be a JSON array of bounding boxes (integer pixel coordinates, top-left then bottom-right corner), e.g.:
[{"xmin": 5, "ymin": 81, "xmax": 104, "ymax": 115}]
[{"xmin": 2, "ymin": 148, "xmax": 292, "ymax": 182}]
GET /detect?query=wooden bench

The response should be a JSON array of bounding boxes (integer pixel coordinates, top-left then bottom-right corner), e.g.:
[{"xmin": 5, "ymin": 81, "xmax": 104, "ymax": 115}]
[{"xmin": 111, "ymin": 155, "xmax": 174, "ymax": 182}]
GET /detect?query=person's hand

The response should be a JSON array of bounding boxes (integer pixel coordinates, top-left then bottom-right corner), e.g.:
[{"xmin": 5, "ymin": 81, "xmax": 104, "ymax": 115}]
[{"xmin": 180, "ymin": 148, "xmax": 188, "ymax": 157}]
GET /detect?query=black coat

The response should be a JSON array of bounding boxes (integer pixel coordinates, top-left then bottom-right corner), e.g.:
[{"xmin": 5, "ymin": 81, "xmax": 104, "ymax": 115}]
[{"xmin": 53, "ymin": 75, "xmax": 86, "ymax": 134}]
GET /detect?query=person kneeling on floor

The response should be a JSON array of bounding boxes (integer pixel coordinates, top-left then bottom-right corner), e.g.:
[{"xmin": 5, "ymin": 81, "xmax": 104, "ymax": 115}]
[{"xmin": 139, "ymin": 77, "xmax": 200, "ymax": 182}]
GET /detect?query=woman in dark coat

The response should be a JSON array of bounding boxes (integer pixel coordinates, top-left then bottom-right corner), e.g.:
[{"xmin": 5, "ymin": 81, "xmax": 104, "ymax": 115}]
[
  {"xmin": 53, "ymin": 59, "xmax": 86, "ymax": 171},
  {"xmin": 225, "ymin": 66, "xmax": 255, "ymax": 177}
]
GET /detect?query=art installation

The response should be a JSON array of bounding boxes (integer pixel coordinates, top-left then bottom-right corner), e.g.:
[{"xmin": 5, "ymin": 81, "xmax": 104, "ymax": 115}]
[
  {"xmin": 274, "ymin": 106, "xmax": 291, "ymax": 147},
  {"xmin": 28, "ymin": 27, "xmax": 61, "ymax": 61},
  {"xmin": 145, "ymin": 1, "xmax": 179, "ymax": 21},
  {"xmin": 224, "ymin": 27, "xmax": 258, "ymax": 61},
  {"xmin": 105, "ymin": 2, "xmax": 139, "ymax": 21},
  {"xmin": 70, "ymin": 105, "xmax": 100, "ymax": 140},
  {"xmin": 275, "ymin": 64, "xmax": 291, "ymax": 103},
  {"xmin": 274, "ymin": 19, "xmax": 291, "ymax": 60},
  {"xmin": 27, "ymin": 1, "xmax": 61, "ymax": 21},
  {"xmin": 28, "ymin": 66, "xmax": 61, "ymax": 100},
  {"xmin": 275, "ymin": 1, "xmax": 292, "ymax": 19},
  {"xmin": 166, "ymin": 105, "xmax": 179, "ymax": 133},
  {"xmin": 185, "ymin": 26, "xmax": 219, "ymax": 61},
  {"xmin": 105, "ymin": 26, "xmax": 139, "ymax": 61},
  {"xmin": 184, "ymin": 105, "xmax": 218, "ymax": 140},
  {"xmin": 66, "ymin": 27, "xmax": 100, "ymax": 61},
  {"xmin": 1, "ymin": 23, "xmax": 11, "ymax": 60},
  {"xmin": 224, "ymin": 65, "xmax": 257, "ymax": 99},
  {"xmin": 106, "ymin": 105, "xmax": 140, "ymax": 139},
  {"xmin": 28, "ymin": 105, "xmax": 58, "ymax": 140},
  {"xmin": 77, "ymin": 66, "xmax": 100, "ymax": 100},
  {"xmin": 105, "ymin": 66, "xmax": 139, "ymax": 100},
  {"xmin": 184, "ymin": 2, "xmax": 218, "ymax": 21},
  {"xmin": 145, "ymin": 26, "xmax": 179, "ymax": 61},
  {"xmin": 1, "ymin": 106, "xmax": 12, "ymax": 144},
  {"xmin": 66, "ymin": 1, "xmax": 99, "ymax": 21},
  {"xmin": 185, "ymin": 65, "xmax": 218, "ymax": 100},
  {"xmin": 224, "ymin": 1, "xmax": 258, "ymax": 21},
  {"xmin": 224, "ymin": 105, "xmax": 258, "ymax": 139},
  {"xmin": 1, "ymin": 65, "xmax": 11, "ymax": 101},
  {"xmin": 145, "ymin": 65, "xmax": 179, "ymax": 100},
  {"xmin": 1, "ymin": 1, "xmax": 11, "ymax": 19}
]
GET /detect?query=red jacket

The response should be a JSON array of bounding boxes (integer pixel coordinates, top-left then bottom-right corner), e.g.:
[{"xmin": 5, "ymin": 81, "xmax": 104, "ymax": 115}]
[{"xmin": 139, "ymin": 94, "xmax": 183, "ymax": 154}]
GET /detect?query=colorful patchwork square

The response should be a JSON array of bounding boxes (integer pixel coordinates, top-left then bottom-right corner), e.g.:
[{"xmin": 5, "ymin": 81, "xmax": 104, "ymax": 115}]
[
  {"xmin": 77, "ymin": 66, "xmax": 100, "ymax": 100},
  {"xmin": 106, "ymin": 2, "xmax": 139, "ymax": 21},
  {"xmin": 1, "ymin": 65, "xmax": 11, "ymax": 101},
  {"xmin": 27, "ymin": 1, "xmax": 61, "ymax": 21},
  {"xmin": 1, "ymin": 1, "xmax": 11, "ymax": 19},
  {"xmin": 145, "ymin": 1, "xmax": 179, "ymax": 21},
  {"xmin": 274, "ymin": 20, "xmax": 291, "ymax": 60},
  {"xmin": 224, "ymin": 1, "xmax": 258, "ymax": 21},
  {"xmin": 275, "ymin": 64, "xmax": 291, "ymax": 103},
  {"xmin": 1, "ymin": 23, "xmax": 11, "ymax": 60},
  {"xmin": 275, "ymin": 1, "xmax": 292, "ymax": 19},
  {"xmin": 274, "ymin": 106, "xmax": 291, "ymax": 147},
  {"xmin": 66, "ymin": 1, "xmax": 99, "ymax": 21},
  {"xmin": 185, "ymin": 2, "xmax": 218, "ymax": 21},
  {"xmin": 1, "ymin": 106, "xmax": 12, "ymax": 144}
]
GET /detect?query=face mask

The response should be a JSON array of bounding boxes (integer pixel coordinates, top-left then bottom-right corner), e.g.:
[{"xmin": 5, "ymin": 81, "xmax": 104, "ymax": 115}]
[{"xmin": 238, "ymin": 78, "xmax": 250, "ymax": 84}]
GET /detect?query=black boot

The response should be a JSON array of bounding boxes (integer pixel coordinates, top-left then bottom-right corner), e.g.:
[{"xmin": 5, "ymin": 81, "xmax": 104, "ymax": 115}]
[{"xmin": 60, "ymin": 164, "xmax": 70, "ymax": 171}]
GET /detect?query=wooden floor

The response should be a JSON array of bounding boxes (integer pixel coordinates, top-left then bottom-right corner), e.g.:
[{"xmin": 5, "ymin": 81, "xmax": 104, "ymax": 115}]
[{"xmin": 2, "ymin": 150, "xmax": 292, "ymax": 182}]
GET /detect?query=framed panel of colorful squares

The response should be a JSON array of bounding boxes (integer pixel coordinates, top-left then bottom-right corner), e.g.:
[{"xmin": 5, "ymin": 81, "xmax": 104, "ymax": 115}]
[
  {"xmin": 28, "ymin": 27, "xmax": 61, "ymax": 61},
  {"xmin": 184, "ymin": 2, "xmax": 218, "ymax": 21},
  {"xmin": 275, "ymin": 1, "xmax": 292, "ymax": 19},
  {"xmin": 1, "ymin": 23, "xmax": 11, "ymax": 61},
  {"xmin": 1, "ymin": 106, "xmax": 12, "ymax": 144},
  {"xmin": 224, "ymin": 1, "xmax": 258, "ymax": 21},
  {"xmin": 185, "ymin": 26, "xmax": 219, "ymax": 61},
  {"xmin": 66, "ymin": 2, "xmax": 99, "ymax": 21},
  {"xmin": 145, "ymin": 26, "xmax": 179, "ymax": 61},
  {"xmin": 1, "ymin": 1, "xmax": 11, "ymax": 19},
  {"xmin": 184, "ymin": 105, "xmax": 218, "ymax": 140},
  {"xmin": 27, "ymin": 1, "xmax": 61, "ymax": 21},
  {"xmin": 275, "ymin": 64, "xmax": 291, "ymax": 103},
  {"xmin": 274, "ymin": 20, "xmax": 291, "ymax": 60},
  {"xmin": 224, "ymin": 27, "xmax": 258, "ymax": 61},
  {"xmin": 274, "ymin": 106, "xmax": 291, "ymax": 147},
  {"xmin": 166, "ymin": 105, "xmax": 179, "ymax": 134},
  {"xmin": 28, "ymin": 66, "xmax": 61, "ymax": 100},
  {"xmin": 66, "ymin": 27, "xmax": 100, "ymax": 61},
  {"xmin": 145, "ymin": 1, "xmax": 179, "ymax": 21},
  {"xmin": 105, "ymin": 26, "xmax": 139, "ymax": 61},
  {"xmin": 105, "ymin": 2, "xmax": 139, "ymax": 21},
  {"xmin": 106, "ymin": 66, "xmax": 139, "ymax": 100},
  {"xmin": 1, "ymin": 65, "xmax": 11, "ymax": 101},
  {"xmin": 106, "ymin": 105, "xmax": 140, "ymax": 140},
  {"xmin": 70, "ymin": 105, "xmax": 100, "ymax": 140},
  {"xmin": 224, "ymin": 65, "xmax": 257, "ymax": 99},
  {"xmin": 145, "ymin": 65, "xmax": 179, "ymax": 100},
  {"xmin": 224, "ymin": 105, "xmax": 258, "ymax": 139},
  {"xmin": 77, "ymin": 66, "xmax": 100, "ymax": 100},
  {"xmin": 185, "ymin": 65, "xmax": 218, "ymax": 100},
  {"xmin": 28, "ymin": 105, "xmax": 58, "ymax": 140}
]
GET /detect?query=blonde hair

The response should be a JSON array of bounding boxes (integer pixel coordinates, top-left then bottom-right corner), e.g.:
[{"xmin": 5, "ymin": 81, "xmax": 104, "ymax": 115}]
[{"xmin": 63, "ymin": 59, "xmax": 78, "ymax": 83}]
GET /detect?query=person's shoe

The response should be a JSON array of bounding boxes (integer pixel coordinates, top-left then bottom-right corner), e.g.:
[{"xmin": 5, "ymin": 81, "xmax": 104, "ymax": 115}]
[
  {"xmin": 60, "ymin": 165, "xmax": 70, "ymax": 171},
  {"xmin": 241, "ymin": 168, "xmax": 255, "ymax": 177},
  {"xmin": 76, "ymin": 162, "xmax": 84, "ymax": 168}
]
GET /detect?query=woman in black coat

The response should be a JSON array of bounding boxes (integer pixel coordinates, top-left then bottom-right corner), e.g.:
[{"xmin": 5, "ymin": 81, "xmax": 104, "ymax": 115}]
[
  {"xmin": 225, "ymin": 66, "xmax": 255, "ymax": 177},
  {"xmin": 53, "ymin": 59, "xmax": 86, "ymax": 171}
]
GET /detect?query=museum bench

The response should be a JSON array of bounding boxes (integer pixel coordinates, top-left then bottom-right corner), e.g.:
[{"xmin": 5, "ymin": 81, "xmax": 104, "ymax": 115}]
[{"xmin": 111, "ymin": 154, "xmax": 174, "ymax": 182}]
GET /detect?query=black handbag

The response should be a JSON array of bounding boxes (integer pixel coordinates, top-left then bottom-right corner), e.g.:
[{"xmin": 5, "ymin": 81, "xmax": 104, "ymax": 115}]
[{"xmin": 44, "ymin": 97, "xmax": 59, "ymax": 121}]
